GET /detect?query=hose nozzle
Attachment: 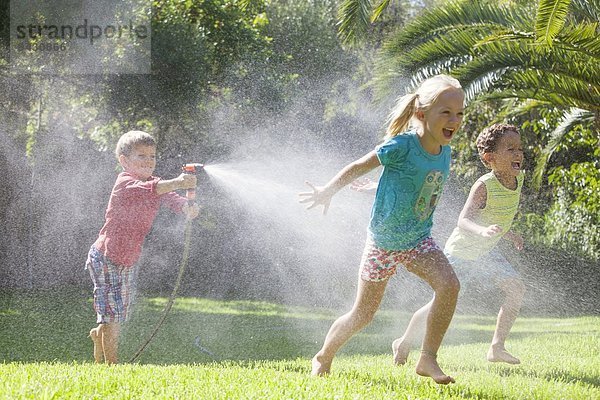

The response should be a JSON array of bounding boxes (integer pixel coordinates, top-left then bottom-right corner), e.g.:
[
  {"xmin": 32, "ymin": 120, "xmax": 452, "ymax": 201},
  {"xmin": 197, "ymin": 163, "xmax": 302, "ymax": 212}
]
[
  {"xmin": 182, "ymin": 163, "xmax": 205, "ymax": 203},
  {"xmin": 182, "ymin": 163, "xmax": 205, "ymax": 174}
]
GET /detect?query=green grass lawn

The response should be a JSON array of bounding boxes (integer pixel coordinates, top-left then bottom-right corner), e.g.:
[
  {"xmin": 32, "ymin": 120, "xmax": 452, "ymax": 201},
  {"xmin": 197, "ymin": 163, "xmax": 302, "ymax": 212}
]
[{"xmin": 1, "ymin": 289, "xmax": 598, "ymax": 399}]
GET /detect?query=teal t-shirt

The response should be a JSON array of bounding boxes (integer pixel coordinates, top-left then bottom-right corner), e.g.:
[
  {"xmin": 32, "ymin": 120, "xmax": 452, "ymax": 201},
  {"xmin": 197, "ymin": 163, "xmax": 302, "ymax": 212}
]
[{"xmin": 368, "ymin": 131, "xmax": 451, "ymax": 250}]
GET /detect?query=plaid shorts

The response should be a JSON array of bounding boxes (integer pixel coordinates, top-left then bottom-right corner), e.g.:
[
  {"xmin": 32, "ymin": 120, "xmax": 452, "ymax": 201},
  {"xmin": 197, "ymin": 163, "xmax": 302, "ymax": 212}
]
[
  {"xmin": 86, "ymin": 246, "xmax": 136, "ymax": 324},
  {"xmin": 360, "ymin": 237, "xmax": 440, "ymax": 282}
]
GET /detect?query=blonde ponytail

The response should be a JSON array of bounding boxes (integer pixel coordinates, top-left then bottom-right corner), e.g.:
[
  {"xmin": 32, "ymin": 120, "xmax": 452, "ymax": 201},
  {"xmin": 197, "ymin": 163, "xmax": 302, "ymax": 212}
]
[
  {"xmin": 384, "ymin": 74, "xmax": 463, "ymax": 140},
  {"xmin": 384, "ymin": 93, "xmax": 419, "ymax": 140}
]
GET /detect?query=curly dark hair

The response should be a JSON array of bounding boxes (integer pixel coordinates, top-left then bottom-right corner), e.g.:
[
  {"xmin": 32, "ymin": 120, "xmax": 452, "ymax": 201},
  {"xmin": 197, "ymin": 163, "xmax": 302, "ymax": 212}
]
[{"xmin": 476, "ymin": 123, "xmax": 520, "ymax": 166}]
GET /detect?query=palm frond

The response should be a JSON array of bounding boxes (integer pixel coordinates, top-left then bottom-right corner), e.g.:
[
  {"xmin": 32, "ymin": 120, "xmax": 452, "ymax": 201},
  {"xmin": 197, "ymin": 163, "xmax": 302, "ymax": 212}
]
[
  {"xmin": 382, "ymin": 27, "xmax": 483, "ymax": 71},
  {"xmin": 531, "ymin": 108, "xmax": 595, "ymax": 188},
  {"xmin": 338, "ymin": 0, "xmax": 373, "ymax": 45},
  {"xmin": 461, "ymin": 69, "xmax": 508, "ymax": 102},
  {"xmin": 557, "ymin": 22, "xmax": 600, "ymax": 57},
  {"xmin": 384, "ymin": 0, "xmax": 530, "ymax": 52},
  {"xmin": 373, "ymin": 0, "xmax": 599, "ymax": 119},
  {"xmin": 493, "ymin": 99, "xmax": 553, "ymax": 121},
  {"xmin": 570, "ymin": 0, "xmax": 600, "ymax": 23},
  {"xmin": 373, "ymin": 58, "xmax": 454, "ymax": 101},
  {"xmin": 371, "ymin": 0, "xmax": 391, "ymax": 23},
  {"xmin": 504, "ymin": 70, "xmax": 600, "ymax": 111},
  {"xmin": 238, "ymin": 0, "xmax": 251, "ymax": 11},
  {"xmin": 535, "ymin": 0, "xmax": 571, "ymax": 44},
  {"xmin": 446, "ymin": 35, "xmax": 600, "ymax": 105}
]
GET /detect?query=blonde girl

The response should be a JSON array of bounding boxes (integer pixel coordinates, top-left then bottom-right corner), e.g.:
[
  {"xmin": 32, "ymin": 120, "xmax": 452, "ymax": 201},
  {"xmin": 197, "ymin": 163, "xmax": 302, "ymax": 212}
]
[{"xmin": 299, "ymin": 74, "xmax": 464, "ymax": 384}]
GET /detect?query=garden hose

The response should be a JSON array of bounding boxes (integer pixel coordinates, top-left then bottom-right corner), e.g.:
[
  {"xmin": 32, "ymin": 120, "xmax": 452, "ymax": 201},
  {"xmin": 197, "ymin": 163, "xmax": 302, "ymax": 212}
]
[{"xmin": 129, "ymin": 218, "xmax": 194, "ymax": 363}]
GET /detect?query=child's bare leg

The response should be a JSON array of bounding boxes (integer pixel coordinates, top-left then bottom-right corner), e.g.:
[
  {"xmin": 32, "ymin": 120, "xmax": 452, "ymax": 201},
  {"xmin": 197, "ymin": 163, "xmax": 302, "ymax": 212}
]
[
  {"xmin": 488, "ymin": 277, "xmax": 525, "ymax": 364},
  {"xmin": 312, "ymin": 278, "xmax": 388, "ymax": 376},
  {"xmin": 406, "ymin": 250, "xmax": 460, "ymax": 385},
  {"xmin": 102, "ymin": 322, "xmax": 120, "ymax": 364},
  {"xmin": 89, "ymin": 325, "xmax": 104, "ymax": 363},
  {"xmin": 392, "ymin": 299, "xmax": 430, "ymax": 365}
]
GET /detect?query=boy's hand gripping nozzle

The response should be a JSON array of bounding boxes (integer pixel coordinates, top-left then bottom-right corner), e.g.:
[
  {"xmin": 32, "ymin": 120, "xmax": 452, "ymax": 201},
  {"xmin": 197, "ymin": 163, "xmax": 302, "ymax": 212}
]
[{"xmin": 182, "ymin": 163, "xmax": 205, "ymax": 204}]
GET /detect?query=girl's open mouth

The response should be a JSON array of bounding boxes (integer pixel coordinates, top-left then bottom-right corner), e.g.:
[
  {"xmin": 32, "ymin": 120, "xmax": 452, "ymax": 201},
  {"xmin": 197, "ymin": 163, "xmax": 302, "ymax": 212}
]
[
  {"xmin": 443, "ymin": 128, "xmax": 455, "ymax": 139},
  {"xmin": 512, "ymin": 161, "xmax": 521, "ymax": 170}
]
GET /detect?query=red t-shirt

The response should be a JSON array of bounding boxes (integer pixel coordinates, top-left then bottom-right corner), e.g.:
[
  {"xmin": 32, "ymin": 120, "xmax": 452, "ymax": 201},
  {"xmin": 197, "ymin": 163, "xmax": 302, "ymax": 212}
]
[{"xmin": 93, "ymin": 172, "xmax": 187, "ymax": 267}]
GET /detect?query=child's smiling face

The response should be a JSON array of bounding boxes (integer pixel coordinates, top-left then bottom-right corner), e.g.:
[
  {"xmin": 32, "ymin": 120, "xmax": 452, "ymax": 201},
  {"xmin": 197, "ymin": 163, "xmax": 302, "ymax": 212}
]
[
  {"xmin": 487, "ymin": 130, "xmax": 523, "ymax": 177},
  {"xmin": 418, "ymin": 87, "xmax": 465, "ymax": 150},
  {"xmin": 119, "ymin": 144, "xmax": 157, "ymax": 180}
]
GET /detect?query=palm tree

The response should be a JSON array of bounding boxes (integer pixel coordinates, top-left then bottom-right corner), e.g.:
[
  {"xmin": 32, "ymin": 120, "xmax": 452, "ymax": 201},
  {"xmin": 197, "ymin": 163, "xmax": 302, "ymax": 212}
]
[{"xmin": 339, "ymin": 0, "xmax": 599, "ymax": 186}]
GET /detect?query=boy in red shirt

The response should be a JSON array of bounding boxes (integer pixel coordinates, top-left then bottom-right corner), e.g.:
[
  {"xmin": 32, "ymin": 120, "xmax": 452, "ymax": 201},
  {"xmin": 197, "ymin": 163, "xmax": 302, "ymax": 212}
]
[{"xmin": 86, "ymin": 130, "xmax": 199, "ymax": 364}]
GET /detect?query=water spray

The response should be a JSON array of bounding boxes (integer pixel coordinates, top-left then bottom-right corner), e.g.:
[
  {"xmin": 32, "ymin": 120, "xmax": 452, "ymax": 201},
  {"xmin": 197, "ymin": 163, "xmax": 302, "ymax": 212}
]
[{"xmin": 129, "ymin": 163, "xmax": 206, "ymax": 363}]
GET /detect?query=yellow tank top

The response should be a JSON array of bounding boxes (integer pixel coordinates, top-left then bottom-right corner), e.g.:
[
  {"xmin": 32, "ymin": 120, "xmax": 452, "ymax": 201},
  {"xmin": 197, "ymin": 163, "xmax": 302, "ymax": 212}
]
[{"xmin": 444, "ymin": 171, "xmax": 524, "ymax": 260}]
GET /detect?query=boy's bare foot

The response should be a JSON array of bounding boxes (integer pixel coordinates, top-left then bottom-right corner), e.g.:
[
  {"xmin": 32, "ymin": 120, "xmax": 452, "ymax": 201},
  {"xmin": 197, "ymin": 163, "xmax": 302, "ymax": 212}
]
[
  {"xmin": 311, "ymin": 354, "xmax": 331, "ymax": 376},
  {"xmin": 89, "ymin": 327, "xmax": 104, "ymax": 364},
  {"xmin": 487, "ymin": 346, "xmax": 520, "ymax": 364},
  {"xmin": 415, "ymin": 351, "xmax": 455, "ymax": 385},
  {"xmin": 392, "ymin": 337, "xmax": 411, "ymax": 365}
]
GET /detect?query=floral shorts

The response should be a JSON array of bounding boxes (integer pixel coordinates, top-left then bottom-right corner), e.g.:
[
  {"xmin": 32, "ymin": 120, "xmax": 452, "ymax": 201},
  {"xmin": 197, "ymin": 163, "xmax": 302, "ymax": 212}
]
[
  {"xmin": 360, "ymin": 237, "xmax": 440, "ymax": 282},
  {"xmin": 86, "ymin": 246, "xmax": 136, "ymax": 324}
]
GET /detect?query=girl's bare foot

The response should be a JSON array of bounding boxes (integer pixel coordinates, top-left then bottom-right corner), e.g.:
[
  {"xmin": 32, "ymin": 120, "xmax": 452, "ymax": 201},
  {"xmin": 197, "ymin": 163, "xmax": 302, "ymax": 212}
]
[
  {"xmin": 487, "ymin": 346, "xmax": 520, "ymax": 364},
  {"xmin": 415, "ymin": 350, "xmax": 455, "ymax": 385},
  {"xmin": 392, "ymin": 337, "xmax": 411, "ymax": 365},
  {"xmin": 89, "ymin": 327, "xmax": 104, "ymax": 364},
  {"xmin": 311, "ymin": 354, "xmax": 331, "ymax": 376}
]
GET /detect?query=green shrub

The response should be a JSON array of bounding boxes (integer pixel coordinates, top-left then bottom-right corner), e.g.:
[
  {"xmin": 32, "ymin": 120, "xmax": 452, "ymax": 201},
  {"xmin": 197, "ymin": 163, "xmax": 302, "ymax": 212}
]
[{"xmin": 544, "ymin": 162, "xmax": 600, "ymax": 261}]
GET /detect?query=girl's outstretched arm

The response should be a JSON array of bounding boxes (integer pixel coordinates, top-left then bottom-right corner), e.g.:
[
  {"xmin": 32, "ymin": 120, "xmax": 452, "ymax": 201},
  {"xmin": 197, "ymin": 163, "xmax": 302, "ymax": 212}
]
[
  {"xmin": 299, "ymin": 150, "xmax": 380, "ymax": 215},
  {"xmin": 350, "ymin": 177, "xmax": 378, "ymax": 193}
]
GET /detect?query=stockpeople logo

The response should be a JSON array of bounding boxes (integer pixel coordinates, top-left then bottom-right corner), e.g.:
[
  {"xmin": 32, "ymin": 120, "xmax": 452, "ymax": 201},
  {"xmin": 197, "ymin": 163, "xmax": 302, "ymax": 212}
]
[{"xmin": 10, "ymin": 0, "xmax": 151, "ymax": 74}]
